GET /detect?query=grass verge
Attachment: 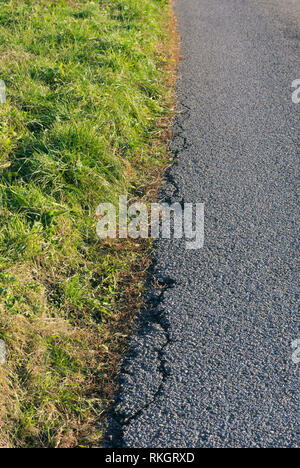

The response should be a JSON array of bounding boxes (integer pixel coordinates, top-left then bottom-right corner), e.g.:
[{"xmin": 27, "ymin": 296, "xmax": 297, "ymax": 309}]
[{"xmin": 0, "ymin": 0, "xmax": 177, "ymax": 448}]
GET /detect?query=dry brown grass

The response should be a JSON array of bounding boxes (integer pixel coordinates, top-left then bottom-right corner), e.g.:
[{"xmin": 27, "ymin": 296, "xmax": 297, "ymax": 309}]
[{"xmin": 91, "ymin": 1, "xmax": 180, "ymax": 447}]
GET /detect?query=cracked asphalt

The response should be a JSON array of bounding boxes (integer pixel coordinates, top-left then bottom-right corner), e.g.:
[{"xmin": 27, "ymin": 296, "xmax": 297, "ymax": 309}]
[{"xmin": 107, "ymin": 0, "xmax": 300, "ymax": 448}]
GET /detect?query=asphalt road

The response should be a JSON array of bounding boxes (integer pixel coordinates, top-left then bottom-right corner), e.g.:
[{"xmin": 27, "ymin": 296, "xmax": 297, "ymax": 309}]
[{"xmin": 108, "ymin": 0, "xmax": 300, "ymax": 448}]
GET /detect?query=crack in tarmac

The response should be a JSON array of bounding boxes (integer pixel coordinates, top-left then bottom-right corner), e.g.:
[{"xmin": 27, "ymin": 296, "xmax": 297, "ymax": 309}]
[
  {"xmin": 105, "ymin": 57, "xmax": 196, "ymax": 449},
  {"xmin": 105, "ymin": 275, "xmax": 179, "ymax": 447}
]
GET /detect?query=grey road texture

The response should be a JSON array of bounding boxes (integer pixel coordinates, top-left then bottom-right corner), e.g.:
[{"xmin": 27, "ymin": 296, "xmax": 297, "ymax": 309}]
[{"xmin": 108, "ymin": 0, "xmax": 300, "ymax": 448}]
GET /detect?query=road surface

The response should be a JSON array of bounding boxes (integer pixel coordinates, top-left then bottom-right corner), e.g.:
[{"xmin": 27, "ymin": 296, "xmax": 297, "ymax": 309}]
[{"xmin": 109, "ymin": 0, "xmax": 300, "ymax": 448}]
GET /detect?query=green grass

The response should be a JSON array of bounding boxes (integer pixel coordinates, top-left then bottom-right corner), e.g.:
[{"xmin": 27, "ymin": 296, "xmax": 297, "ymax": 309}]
[{"xmin": 0, "ymin": 0, "xmax": 175, "ymax": 447}]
